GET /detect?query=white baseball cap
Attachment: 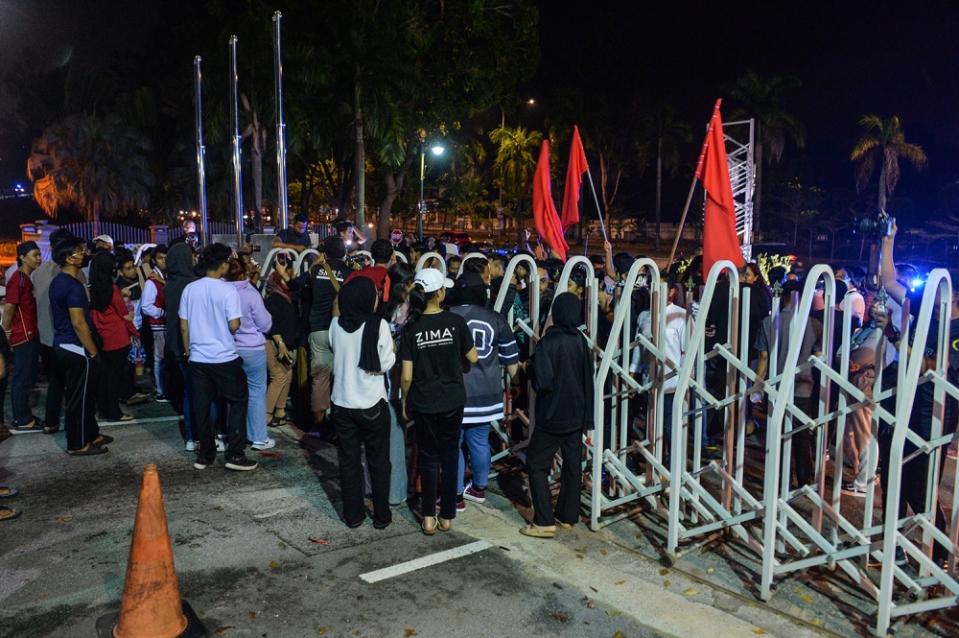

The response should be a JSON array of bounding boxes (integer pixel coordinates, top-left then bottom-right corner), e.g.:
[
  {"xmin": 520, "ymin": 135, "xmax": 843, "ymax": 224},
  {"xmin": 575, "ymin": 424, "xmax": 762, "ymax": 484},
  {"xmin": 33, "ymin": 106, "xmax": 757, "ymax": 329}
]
[
  {"xmin": 93, "ymin": 234, "xmax": 114, "ymax": 247},
  {"xmin": 414, "ymin": 268, "xmax": 453, "ymax": 293}
]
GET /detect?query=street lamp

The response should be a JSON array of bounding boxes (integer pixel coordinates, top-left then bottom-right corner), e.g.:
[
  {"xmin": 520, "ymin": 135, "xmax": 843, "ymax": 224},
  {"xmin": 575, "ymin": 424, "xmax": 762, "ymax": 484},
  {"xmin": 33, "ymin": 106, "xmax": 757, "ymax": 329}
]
[{"xmin": 418, "ymin": 142, "xmax": 445, "ymax": 241}]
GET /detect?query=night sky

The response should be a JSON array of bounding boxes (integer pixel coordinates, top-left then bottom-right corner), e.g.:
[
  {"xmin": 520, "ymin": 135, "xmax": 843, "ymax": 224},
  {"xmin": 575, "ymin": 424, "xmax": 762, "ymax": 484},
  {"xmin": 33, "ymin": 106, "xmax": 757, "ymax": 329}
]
[{"xmin": 3, "ymin": 0, "xmax": 959, "ymax": 219}]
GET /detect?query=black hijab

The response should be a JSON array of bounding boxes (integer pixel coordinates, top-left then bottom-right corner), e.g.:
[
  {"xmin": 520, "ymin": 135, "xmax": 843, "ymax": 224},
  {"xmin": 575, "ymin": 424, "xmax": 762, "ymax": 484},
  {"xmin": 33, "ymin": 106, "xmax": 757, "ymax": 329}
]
[
  {"xmin": 550, "ymin": 292, "xmax": 583, "ymax": 336},
  {"xmin": 337, "ymin": 278, "xmax": 382, "ymax": 373}
]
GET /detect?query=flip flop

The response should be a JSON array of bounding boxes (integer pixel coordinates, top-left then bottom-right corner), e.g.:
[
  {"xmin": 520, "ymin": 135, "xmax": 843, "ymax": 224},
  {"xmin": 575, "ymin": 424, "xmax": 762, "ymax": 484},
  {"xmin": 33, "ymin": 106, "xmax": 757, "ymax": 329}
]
[
  {"xmin": 519, "ymin": 524, "xmax": 556, "ymax": 539},
  {"xmin": 94, "ymin": 434, "xmax": 115, "ymax": 445},
  {"xmin": 0, "ymin": 485, "xmax": 18, "ymax": 499},
  {"xmin": 67, "ymin": 444, "xmax": 109, "ymax": 456},
  {"xmin": 0, "ymin": 506, "xmax": 21, "ymax": 521}
]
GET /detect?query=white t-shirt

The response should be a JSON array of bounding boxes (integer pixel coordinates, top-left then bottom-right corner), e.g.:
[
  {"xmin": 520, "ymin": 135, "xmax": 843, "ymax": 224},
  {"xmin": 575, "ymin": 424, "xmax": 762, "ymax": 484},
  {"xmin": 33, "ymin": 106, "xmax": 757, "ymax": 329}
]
[
  {"xmin": 631, "ymin": 303, "xmax": 687, "ymax": 393},
  {"xmin": 329, "ymin": 316, "xmax": 396, "ymax": 409},
  {"xmin": 179, "ymin": 277, "xmax": 242, "ymax": 364}
]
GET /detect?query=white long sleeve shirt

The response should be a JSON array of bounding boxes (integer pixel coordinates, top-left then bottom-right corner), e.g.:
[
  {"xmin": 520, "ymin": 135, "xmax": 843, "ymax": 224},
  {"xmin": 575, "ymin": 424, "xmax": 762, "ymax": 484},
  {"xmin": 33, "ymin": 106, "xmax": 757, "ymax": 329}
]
[{"xmin": 329, "ymin": 317, "xmax": 396, "ymax": 409}]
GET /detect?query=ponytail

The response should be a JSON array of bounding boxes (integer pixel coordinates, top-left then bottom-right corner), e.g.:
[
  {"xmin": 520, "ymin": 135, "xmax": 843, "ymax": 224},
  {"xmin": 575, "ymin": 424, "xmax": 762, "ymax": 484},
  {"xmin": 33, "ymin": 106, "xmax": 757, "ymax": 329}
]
[{"xmin": 404, "ymin": 283, "xmax": 439, "ymax": 331}]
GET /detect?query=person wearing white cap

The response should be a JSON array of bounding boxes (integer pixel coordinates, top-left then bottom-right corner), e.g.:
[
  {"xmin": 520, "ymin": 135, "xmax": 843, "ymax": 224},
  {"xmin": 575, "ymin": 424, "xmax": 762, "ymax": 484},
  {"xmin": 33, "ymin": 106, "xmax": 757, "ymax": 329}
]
[
  {"xmin": 399, "ymin": 268, "xmax": 478, "ymax": 535},
  {"xmin": 93, "ymin": 235, "xmax": 114, "ymax": 251}
]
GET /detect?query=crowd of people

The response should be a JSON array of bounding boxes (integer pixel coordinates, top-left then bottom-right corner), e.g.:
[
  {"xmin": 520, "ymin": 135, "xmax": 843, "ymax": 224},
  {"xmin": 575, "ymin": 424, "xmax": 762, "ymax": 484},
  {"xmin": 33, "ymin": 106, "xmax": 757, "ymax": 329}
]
[{"xmin": 0, "ymin": 218, "xmax": 954, "ymax": 565}]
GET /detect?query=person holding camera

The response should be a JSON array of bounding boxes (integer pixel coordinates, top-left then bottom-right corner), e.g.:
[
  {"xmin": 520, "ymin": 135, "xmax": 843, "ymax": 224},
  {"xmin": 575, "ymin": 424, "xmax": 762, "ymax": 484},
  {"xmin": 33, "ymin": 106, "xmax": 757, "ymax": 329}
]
[
  {"xmin": 272, "ymin": 212, "xmax": 313, "ymax": 253},
  {"xmin": 265, "ymin": 253, "xmax": 298, "ymax": 428}
]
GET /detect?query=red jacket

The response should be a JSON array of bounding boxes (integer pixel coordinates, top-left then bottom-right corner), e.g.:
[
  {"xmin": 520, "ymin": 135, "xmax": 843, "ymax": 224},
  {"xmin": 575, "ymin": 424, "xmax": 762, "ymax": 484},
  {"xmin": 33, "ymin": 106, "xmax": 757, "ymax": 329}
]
[{"xmin": 92, "ymin": 285, "xmax": 140, "ymax": 351}]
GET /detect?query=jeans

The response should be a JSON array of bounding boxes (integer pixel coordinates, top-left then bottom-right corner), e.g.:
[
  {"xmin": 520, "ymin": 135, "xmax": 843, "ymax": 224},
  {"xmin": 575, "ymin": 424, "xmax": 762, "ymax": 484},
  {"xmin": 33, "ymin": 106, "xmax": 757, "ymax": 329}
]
[
  {"xmin": 238, "ymin": 348, "xmax": 268, "ymax": 444},
  {"xmin": 332, "ymin": 400, "xmax": 392, "ymax": 527},
  {"xmin": 152, "ymin": 330, "xmax": 166, "ymax": 395},
  {"xmin": 526, "ymin": 427, "xmax": 582, "ymax": 527},
  {"xmin": 388, "ymin": 402, "xmax": 408, "ymax": 505},
  {"xmin": 10, "ymin": 338, "xmax": 39, "ymax": 426},
  {"xmin": 414, "ymin": 407, "xmax": 464, "ymax": 519},
  {"xmin": 41, "ymin": 344, "xmax": 64, "ymax": 429},
  {"xmin": 177, "ymin": 358, "xmax": 194, "ymax": 441},
  {"xmin": 457, "ymin": 422, "xmax": 491, "ymax": 493},
  {"xmin": 98, "ymin": 346, "xmax": 130, "ymax": 421},
  {"xmin": 189, "ymin": 358, "xmax": 249, "ymax": 463},
  {"xmin": 58, "ymin": 346, "xmax": 99, "ymax": 451}
]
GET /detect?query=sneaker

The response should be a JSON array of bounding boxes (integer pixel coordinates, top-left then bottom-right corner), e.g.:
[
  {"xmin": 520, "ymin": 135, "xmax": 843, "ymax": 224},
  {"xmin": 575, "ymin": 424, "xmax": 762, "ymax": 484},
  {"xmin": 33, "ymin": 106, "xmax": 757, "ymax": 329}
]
[
  {"xmin": 154, "ymin": 394, "xmax": 170, "ymax": 403},
  {"xmin": 463, "ymin": 483, "xmax": 487, "ymax": 504},
  {"xmin": 250, "ymin": 438, "xmax": 276, "ymax": 451},
  {"xmin": 184, "ymin": 441, "xmax": 196, "ymax": 452},
  {"xmin": 43, "ymin": 422, "xmax": 61, "ymax": 434},
  {"xmin": 216, "ymin": 439, "xmax": 226, "ymax": 453},
  {"xmin": 225, "ymin": 457, "xmax": 258, "ymax": 471},
  {"xmin": 193, "ymin": 457, "xmax": 214, "ymax": 470},
  {"xmin": 842, "ymin": 482, "xmax": 867, "ymax": 498},
  {"xmin": 435, "ymin": 496, "xmax": 468, "ymax": 513}
]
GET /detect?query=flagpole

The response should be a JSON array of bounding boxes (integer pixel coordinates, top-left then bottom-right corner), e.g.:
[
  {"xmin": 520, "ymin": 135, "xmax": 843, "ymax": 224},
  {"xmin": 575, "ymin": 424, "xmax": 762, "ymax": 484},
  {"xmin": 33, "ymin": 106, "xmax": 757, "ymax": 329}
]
[
  {"xmin": 667, "ymin": 176, "xmax": 698, "ymax": 266},
  {"xmin": 584, "ymin": 167, "xmax": 609, "ymax": 245}
]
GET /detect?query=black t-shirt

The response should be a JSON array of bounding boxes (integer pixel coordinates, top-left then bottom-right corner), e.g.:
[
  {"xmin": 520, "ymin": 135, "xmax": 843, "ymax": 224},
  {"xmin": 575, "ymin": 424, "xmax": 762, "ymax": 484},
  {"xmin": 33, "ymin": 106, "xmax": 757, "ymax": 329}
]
[
  {"xmin": 399, "ymin": 310, "xmax": 475, "ymax": 414},
  {"xmin": 278, "ymin": 228, "xmax": 312, "ymax": 249},
  {"xmin": 308, "ymin": 258, "xmax": 348, "ymax": 332}
]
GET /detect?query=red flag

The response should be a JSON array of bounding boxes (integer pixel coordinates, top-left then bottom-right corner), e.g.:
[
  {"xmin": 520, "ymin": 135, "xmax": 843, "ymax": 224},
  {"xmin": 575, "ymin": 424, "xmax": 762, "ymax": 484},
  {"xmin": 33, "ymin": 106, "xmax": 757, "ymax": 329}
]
[
  {"xmin": 698, "ymin": 99, "xmax": 744, "ymax": 278},
  {"xmin": 532, "ymin": 139, "xmax": 568, "ymax": 261},
  {"xmin": 561, "ymin": 125, "xmax": 588, "ymax": 230}
]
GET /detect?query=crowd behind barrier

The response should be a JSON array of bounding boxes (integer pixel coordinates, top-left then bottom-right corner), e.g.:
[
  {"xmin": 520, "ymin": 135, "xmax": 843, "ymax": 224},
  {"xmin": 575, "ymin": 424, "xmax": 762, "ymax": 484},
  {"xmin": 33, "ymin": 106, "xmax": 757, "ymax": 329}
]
[{"xmin": 1, "ymin": 222, "xmax": 956, "ymax": 636}]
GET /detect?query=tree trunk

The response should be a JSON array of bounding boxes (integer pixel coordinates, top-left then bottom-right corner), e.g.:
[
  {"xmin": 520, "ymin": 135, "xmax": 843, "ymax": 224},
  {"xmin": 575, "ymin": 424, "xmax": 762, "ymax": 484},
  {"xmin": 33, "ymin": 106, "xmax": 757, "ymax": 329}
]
[
  {"xmin": 655, "ymin": 132, "xmax": 663, "ymax": 249},
  {"xmin": 754, "ymin": 137, "xmax": 764, "ymax": 240},
  {"xmin": 378, "ymin": 159, "xmax": 412, "ymax": 239},
  {"xmin": 354, "ymin": 77, "xmax": 367, "ymax": 242}
]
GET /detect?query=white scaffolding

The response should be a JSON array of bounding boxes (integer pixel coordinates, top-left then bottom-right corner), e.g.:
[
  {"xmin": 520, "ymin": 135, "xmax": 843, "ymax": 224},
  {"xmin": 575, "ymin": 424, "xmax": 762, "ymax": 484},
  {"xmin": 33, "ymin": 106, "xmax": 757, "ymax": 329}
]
[{"xmin": 722, "ymin": 119, "xmax": 756, "ymax": 262}]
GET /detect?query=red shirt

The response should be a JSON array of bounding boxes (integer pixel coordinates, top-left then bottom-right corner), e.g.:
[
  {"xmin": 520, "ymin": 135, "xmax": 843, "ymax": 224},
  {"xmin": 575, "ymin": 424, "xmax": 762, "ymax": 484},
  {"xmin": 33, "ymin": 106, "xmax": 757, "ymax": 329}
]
[
  {"xmin": 92, "ymin": 285, "xmax": 139, "ymax": 351},
  {"xmin": 345, "ymin": 265, "xmax": 391, "ymax": 301},
  {"xmin": 6, "ymin": 269, "xmax": 38, "ymax": 346}
]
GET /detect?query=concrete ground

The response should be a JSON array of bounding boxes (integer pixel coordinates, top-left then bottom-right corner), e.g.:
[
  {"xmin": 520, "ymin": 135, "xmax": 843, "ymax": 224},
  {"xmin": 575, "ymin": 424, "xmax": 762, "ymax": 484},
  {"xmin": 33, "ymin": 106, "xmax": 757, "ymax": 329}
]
[{"xmin": 0, "ymin": 398, "xmax": 955, "ymax": 638}]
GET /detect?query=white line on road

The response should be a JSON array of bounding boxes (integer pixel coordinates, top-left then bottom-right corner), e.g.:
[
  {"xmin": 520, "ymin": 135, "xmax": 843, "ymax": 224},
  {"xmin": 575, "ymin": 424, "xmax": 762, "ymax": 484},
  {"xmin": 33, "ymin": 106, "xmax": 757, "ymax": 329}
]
[
  {"xmin": 100, "ymin": 415, "xmax": 182, "ymax": 427},
  {"xmin": 359, "ymin": 540, "xmax": 492, "ymax": 584}
]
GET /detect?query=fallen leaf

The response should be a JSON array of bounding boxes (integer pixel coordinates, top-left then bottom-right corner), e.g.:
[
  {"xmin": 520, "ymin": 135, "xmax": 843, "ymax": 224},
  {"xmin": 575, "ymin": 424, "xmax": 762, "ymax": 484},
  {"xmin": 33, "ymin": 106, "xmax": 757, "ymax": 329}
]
[
  {"xmin": 214, "ymin": 627, "xmax": 235, "ymax": 635},
  {"xmin": 614, "ymin": 580, "xmax": 625, "ymax": 585},
  {"xmin": 600, "ymin": 549, "xmax": 607, "ymax": 556},
  {"xmin": 575, "ymin": 553, "xmax": 584, "ymax": 560},
  {"xmin": 56, "ymin": 516, "xmax": 73, "ymax": 523},
  {"xmin": 269, "ymin": 560, "xmax": 280, "ymax": 570},
  {"xmin": 798, "ymin": 593, "xmax": 813, "ymax": 604},
  {"xmin": 613, "ymin": 633, "xmax": 626, "ymax": 638},
  {"xmin": 683, "ymin": 587, "xmax": 698, "ymax": 596},
  {"xmin": 248, "ymin": 612, "xmax": 257, "ymax": 620},
  {"xmin": 277, "ymin": 541, "xmax": 287, "ymax": 550},
  {"xmin": 753, "ymin": 629, "xmax": 767, "ymax": 635},
  {"xmin": 659, "ymin": 568, "xmax": 669, "ymax": 576},
  {"xmin": 549, "ymin": 611, "xmax": 570, "ymax": 623},
  {"xmin": 663, "ymin": 579, "xmax": 671, "ymax": 588},
  {"xmin": 309, "ymin": 537, "xmax": 330, "ymax": 545},
  {"xmin": 811, "ymin": 618, "xmax": 822, "ymax": 627},
  {"xmin": 317, "ymin": 628, "xmax": 327, "ymax": 635},
  {"xmin": 590, "ymin": 586, "xmax": 599, "ymax": 593},
  {"xmin": 404, "ymin": 630, "xmax": 417, "ymax": 637},
  {"xmin": 706, "ymin": 567, "xmax": 715, "ymax": 574},
  {"xmin": 586, "ymin": 601, "xmax": 596, "ymax": 609}
]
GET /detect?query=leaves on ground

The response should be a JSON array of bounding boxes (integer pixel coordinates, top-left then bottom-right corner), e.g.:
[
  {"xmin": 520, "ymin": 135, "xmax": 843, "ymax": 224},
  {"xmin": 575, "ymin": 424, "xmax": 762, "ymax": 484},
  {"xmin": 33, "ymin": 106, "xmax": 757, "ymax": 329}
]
[
  {"xmin": 269, "ymin": 560, "xmax": 280, "ymax": 570},
  {"xmin": 663, "ymin": 579, "xmax": 671, "ymax": 588},
  {"xmin": 706, "ymin": 567, "xmax": 715, "ymax": 574},
  {"xmin": 659, "ymin": 568, "xmax": 669, "ymax": 576},
  {"xmin": 683, "ymin": 587, "xmax": 698, "ymax": 596},
  {"xmin": 613, "ymin": 632, "xmax": 626, "ymax": 638},
  {"xmin": 404, "ymin": 629, "xmax": 418, "ymax": 637},
  {"xmin": 798, "ymin": 592, "xmax": 813, "ymax": 604},
  {"xmin": 614, "ymin": 580, "xmax": 625, "ymax": 585},
  {"xmin": 214, "ymin": 627, "xmax": 235, "ymax": 635},
  {"xmin": 549, "ymin": 611, "xmax": 570, "ymax": 623},
  {"xmin": 753, "ymin": 629, "xmax": 767, "ymax": 635},
  {"xmin": 317, "ymin": 628, "xmax": 327, "ymax": 635},
  {"xmin": 277, "ymin": 541, "xmax": 287, "ymax": 550}
]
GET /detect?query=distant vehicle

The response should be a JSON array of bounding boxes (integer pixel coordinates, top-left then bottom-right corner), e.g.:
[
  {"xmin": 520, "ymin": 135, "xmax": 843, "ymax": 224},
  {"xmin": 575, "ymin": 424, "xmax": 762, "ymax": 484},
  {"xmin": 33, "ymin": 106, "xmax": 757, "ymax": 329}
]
[{"xmin": 441, "ymin": 231, "xmax": 473, "ymax": 248}]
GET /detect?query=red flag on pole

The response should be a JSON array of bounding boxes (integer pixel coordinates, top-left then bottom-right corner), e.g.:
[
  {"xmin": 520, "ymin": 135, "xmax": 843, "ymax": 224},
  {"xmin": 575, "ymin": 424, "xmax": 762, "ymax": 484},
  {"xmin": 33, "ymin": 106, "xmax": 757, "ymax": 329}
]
[
  {"xmin": 698, "ymin": 99, "xmax": 744, "ymax": 278},
  {"xmin": 561, "ymin": 125, "xmax": 588, "ymax": 230},
  {"xmin": 532, "ymin": 139, "xmax": 568, "ymax": 261}
]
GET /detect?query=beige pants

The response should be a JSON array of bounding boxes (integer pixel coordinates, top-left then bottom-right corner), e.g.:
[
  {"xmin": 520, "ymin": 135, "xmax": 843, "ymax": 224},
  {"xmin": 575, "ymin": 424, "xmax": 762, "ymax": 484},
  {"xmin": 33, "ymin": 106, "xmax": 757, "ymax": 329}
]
[
  {"xmin": 309, "ymin": 330, "xmax": 333, "ymax": 413},
  {"xmin": 844, "ymin": 368, "xmax": 876, "ymax": 488},
  {"xmin": 265, "ymin": 341, "xmax": 294, "ymax": 416}
]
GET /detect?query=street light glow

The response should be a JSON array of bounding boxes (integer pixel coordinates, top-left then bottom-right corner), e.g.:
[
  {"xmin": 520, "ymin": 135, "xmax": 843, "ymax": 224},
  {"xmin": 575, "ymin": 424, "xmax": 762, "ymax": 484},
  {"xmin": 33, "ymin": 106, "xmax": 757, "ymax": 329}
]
[
  {"xmin": 527, "ymin": 98, "xmax": 536, "ymax": 106},
  {"xmin": 430, "ymin": 144, "xmax": 445, "ymax": 156}
]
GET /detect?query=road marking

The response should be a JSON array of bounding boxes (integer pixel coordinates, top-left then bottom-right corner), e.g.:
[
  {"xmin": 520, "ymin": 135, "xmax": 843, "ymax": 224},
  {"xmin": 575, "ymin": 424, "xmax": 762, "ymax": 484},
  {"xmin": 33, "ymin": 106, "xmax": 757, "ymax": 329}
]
[
  {"xmin": 359, "ymin": 540, "xmax": 492, "ymax": 584},
  {"xmin": 100, "ymin": 415, "xmax": 181, "ymax": 427}
]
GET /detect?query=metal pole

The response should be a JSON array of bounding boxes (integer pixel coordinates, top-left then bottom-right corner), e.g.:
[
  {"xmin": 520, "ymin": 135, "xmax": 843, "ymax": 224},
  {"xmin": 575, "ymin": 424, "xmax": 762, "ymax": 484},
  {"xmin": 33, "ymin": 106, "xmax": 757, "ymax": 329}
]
[
  {"xmin": 193, "ymin": 56, "xmax": 209, "ymax": 247},
  {"xmin": 667, "ymin": 175, "xmax": 698, "ymax": 266},
  {"xmin": 272, "ymin": 11, "xmax": 289, "ymax": 232},
  {"xmin": 417, "ymin": 145, "xmax": 425, "ymax": 242},
  {"xmin": 229, "ymin": 35, "xmax": 244, "ymax": 249},
  {"xmin": 584, "ymin": 167, "xmax": 609, "ymax": 245}
]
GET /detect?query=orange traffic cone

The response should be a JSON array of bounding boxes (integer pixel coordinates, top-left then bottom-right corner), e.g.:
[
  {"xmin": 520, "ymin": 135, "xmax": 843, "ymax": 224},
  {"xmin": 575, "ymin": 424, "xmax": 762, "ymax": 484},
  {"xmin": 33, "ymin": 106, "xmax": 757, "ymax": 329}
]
[{"xmin": 97, "ymin": 464, "xmax": 205, "ymax": 638}]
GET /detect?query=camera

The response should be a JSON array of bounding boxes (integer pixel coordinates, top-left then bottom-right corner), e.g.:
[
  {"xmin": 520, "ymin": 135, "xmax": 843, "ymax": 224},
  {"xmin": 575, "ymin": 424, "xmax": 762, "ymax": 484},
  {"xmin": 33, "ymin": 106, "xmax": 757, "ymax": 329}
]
[{"xmin": 858, "ymin": 210, "xmax": 895, "ymax": 239}]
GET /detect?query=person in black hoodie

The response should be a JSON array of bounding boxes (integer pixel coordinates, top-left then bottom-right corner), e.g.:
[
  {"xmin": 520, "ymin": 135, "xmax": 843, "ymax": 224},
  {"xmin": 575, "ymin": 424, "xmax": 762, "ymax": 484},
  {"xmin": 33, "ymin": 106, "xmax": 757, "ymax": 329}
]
[
  {"xmin": 164, "ymin": 243, "xmax": 199, "ymax": 449},
  {"xmin": 521, "ymin": 292, "xmax": 594, "ymax": 538}
]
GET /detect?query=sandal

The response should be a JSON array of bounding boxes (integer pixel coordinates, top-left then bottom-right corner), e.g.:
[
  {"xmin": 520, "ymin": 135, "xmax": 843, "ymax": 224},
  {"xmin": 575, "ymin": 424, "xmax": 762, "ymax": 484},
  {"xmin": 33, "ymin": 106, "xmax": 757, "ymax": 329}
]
[
  {"xmin": 10, "ymin": 421, "xmax": 43, "ymax": 433},
  {"xmin": 0, "ymin": 485, "xmax": 18, "ymax": 499},
  {"xmin": 94, "ymin": 434, "xmax": 115, "ymax": 445},
  {"xmin": 437, "ymin": 517, "xmax": 452, "ymax": 532},
  {"xmin": 519, "ymin": 524, "xmax": 556, "ymax": 539},
  {"xmin": 67, "ymin": 444, "xmax": 109, "ymax": 456},
  {"xmin": 0, "ymin": 506, "xmax": 21, "ymax": 522},
  {"xmin": 422, "ymin": 516, "xmax": 438, "ymax": 536}
]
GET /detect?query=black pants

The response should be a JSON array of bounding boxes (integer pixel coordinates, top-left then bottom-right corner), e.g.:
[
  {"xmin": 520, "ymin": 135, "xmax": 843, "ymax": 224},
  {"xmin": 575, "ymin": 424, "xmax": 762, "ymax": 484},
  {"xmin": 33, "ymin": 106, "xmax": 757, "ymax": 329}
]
[
  {"xmin": 333, "ymin": 400, "xmax": 391, "ymax": 527},
  {"xmin": 41, "ymin": 344, "xmax": 64, "ymax": 428},
  {"xmin": 879, "ymin": 430, "xmax": 949, "ymax": 561},
  {"xmin": 526, "ymin": 427, "xmax": 583, "ymax": 526},
  {"xmin": 10, "ymin": 338, "xmax": 39, "ymax": 426},
  {"xmin": 790, "ymin": 395, "xmax": 816, "ymax": 488},
  {"xmin": 98, "ymin": 346, "xmax": 130, "ymax": 420},
  {"xmin": 414, "ymin": 407, "xmax": 463, "ymax": 519},
  {"xmin": 189, "ymin": 358, "xmax": 249, "ymax": 463},
  {"xmin": 57, "ymin": 347, "xmax": 99, "ymax": 451}
]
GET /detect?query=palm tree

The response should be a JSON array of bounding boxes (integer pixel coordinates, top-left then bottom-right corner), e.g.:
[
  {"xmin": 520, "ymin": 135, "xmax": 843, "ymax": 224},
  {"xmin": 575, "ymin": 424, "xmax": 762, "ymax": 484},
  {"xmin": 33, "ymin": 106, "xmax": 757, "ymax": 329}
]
[
  {"xmin": 729, "ymin": 71, "xmax": 805, "ymax": 237},
  {"xmin": 27, "ymin": 113, "xmax": 153, "ymax": 233},
  {"xmin": 850, "ymin": 114, "xmax": 927, "ymax": 214},
  {"xmin": 489, "ymin": 125, "xmax": 543, "ymax": 217}
]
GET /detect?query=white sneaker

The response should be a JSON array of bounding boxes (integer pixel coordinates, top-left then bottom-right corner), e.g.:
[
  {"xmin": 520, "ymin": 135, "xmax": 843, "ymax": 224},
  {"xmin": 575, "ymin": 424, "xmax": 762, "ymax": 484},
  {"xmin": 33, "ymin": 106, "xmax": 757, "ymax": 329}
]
[
  {"xmin": 216, "ymin": 439, "xmax": 226, "ymax": 453},
  {"xmin": 184, "ymin": 440, "xmax": 196, "ymax": 452},
  {"xmin": 250, "ymin": 438, "xmax": 276, "ymax": 450}
]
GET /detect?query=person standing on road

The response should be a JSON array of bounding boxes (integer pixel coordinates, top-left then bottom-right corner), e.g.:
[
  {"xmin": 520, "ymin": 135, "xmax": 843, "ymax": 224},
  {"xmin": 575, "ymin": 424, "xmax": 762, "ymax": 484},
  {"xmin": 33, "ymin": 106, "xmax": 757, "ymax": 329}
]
[
  {"xmin": 179, "ymin": 243, "xmax": 256, "ymax": 472},
  {"xmin": 400, "ymin": 268, "xmax": 478, "ymax": 535},
  {"xmin": 165, "ymin": 243, "xmax": 199, "ymax": 450},
  {"xmin": 226, "ymin": 257, "xmax": 274, "ymax": 450},
  {"xmin": 264, "ymin": 257, "xmax": 298, "ymax": 428},
  {"xmin": 141, "ymin": 245, "xmax": 168, "ymax": 400},
  {"xmin": 330, "ymin": 277, "xmax": 396, "ymax": 529},
  {"xmin": 521, "ymin": 293, "xmax": 593, "ymax": 538},
  {"xmin": 449, "ymin": 271, "xmax": 519, "ymax": 507},
  {"xmin": 49, "ymin": 238, "xmax": 108, "ymax": 456},
  {"xmin": 3, "ymin": 241, "xmax": 42, "ymax": 432}
]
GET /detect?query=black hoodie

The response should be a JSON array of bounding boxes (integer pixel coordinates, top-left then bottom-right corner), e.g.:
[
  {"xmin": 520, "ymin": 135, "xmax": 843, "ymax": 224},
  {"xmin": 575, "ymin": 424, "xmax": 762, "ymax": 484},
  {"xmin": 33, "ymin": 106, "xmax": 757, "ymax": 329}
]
[
  {"xmin": 530, "ymin": 293, "xmax": 594, "ymax": 433},
  {"xmin": 164, "ymin": 243, "xmax": 199, "ymax": 360}
]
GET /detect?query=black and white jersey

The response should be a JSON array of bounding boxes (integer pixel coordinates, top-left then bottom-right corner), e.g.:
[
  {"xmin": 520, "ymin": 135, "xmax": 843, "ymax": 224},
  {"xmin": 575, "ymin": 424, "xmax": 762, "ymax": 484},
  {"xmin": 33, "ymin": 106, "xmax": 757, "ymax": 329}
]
[{"xmin": 450, "ymin": 304, "xmax": 519, "ymax": 424}]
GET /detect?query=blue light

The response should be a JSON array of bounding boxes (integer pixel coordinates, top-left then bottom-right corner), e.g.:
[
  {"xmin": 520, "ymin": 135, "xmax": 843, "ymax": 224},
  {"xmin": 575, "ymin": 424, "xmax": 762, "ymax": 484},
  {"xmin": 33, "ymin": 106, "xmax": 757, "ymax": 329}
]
[{"xmin": 910, "ymin": 278, "xmax": 924, "ymax": 291}]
